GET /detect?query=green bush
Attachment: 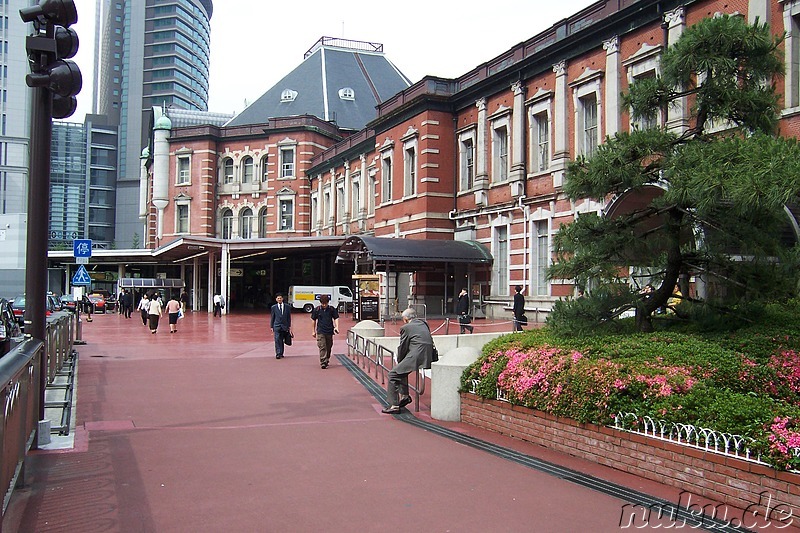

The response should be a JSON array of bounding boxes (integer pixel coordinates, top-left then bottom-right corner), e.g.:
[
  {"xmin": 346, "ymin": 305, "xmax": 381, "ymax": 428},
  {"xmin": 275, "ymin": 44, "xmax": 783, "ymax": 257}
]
[{"xmin": 460, "ymin": 299, "xmax": 800, "ymax": 470}]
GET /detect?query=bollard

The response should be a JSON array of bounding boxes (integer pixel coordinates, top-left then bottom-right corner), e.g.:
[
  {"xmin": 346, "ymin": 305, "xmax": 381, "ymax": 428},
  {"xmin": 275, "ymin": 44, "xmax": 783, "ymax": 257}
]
[{"xmin": 74, "ymin": 309, "xmax": 86, "ymax": 345}]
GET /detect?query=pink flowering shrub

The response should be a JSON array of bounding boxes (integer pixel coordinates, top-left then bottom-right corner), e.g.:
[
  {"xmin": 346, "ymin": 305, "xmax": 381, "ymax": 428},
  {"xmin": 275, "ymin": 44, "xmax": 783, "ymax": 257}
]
[{"xmin": 767, "ymin": 417, "xmax": 800, "ymax": 470}]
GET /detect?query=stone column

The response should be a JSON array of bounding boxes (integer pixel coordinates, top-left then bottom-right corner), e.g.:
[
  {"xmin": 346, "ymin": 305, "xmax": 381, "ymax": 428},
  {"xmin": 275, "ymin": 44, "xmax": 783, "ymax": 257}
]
[
  {"xmin": 603, "ymin": 36, "xmax": 620, "ymax": 138},
  {"xmin": 152, "ymin": 116, "xmax": 171, "ymax": 241},
  {"xmin": 551, "ymin": 61, "xmax": 569, "ymax": 187},
  {"xmin": 665, "ymin": 7, "xmax": 689, "ymax": 133},
  {"xmin": 343, "ymin": 163, "xmax": 351, "ymax": 228},
  {"xmin": 509, "ymin": 81, "xmax": 527, "ymax": 195},
  {"xmin": 474, "ymin": 98, "xmax": 489, "ymax": 205},
  {"xmin": 359, "ymin": 154, "xmax": 368, "ymax": 229}
]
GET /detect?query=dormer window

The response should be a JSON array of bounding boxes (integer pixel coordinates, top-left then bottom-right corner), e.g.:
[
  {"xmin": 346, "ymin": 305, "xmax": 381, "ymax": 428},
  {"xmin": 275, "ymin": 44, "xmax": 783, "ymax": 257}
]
[
  {"xmin": 338, "ymin": 87, "xmax": 355, "ymax": 101},
  {"xmin": 281, "ymin": 89, "xmax": 297, "ymax": 102}
]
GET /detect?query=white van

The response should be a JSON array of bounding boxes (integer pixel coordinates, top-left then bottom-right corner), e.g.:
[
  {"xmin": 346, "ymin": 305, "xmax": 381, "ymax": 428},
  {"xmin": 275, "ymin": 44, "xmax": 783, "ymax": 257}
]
[{"xmin": 287, "ymin": 285, "xmax": 354, "ymax": 313}]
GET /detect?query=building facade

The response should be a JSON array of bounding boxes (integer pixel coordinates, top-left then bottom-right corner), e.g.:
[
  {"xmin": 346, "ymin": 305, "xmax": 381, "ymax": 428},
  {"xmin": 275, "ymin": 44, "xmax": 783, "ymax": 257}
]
[{"xmin": 122, "ymin": 0, "xmax": 800, "ymax": 318}]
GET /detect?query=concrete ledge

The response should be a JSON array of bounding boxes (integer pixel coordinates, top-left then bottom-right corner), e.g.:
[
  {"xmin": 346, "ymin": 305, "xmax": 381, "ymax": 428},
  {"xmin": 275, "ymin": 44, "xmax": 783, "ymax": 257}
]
[{"xmin": 431, "ymin": 346, "xmax": 482, "ymax": 421}]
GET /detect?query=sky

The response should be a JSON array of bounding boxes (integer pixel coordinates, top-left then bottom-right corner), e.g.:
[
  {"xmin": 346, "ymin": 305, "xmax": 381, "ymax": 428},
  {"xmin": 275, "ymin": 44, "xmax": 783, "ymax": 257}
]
[{"xmin": 71, "ymin": 0, "xmax": 598, "ymax": 120}]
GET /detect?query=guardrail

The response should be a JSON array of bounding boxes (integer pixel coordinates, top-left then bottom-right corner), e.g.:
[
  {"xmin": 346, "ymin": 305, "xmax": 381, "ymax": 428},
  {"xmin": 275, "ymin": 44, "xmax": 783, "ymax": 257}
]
[
  {"xmin": 346, "ymin": 330, "xmax": 425, "ymax": 411},
  {"xmin": 0, "ymin": 311, "xmax": 75, "ymax": 523}
]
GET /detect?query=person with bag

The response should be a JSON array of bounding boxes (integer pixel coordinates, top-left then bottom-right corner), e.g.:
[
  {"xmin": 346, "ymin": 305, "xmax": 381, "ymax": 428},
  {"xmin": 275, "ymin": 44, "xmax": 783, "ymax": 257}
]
[
  {"xmin": 310, "ymin": 294, "xmax": 339, "ymax": 369},
  {"xmin": 455, "ymin": 287, "xmax": 474, "ymax": 334},
  {"xmin": 270, "ymin": 293, "xmax": 292, "ymax": 359},
  {"xmin": 213, "ymin": 292, "xmax": 225, "ymax": 317},
  {"xmin": 513, "ymin": 285, "xmax": 526, "ymax": 332},
  {"xmin": 381, "ymin": 307, "xmax": 433, "ymax": 414}
]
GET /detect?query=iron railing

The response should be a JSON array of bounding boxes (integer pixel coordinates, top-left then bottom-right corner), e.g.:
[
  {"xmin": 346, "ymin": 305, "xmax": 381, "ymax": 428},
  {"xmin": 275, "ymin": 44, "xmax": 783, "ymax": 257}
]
[
  {"xmin": 0, "ymin": 311, "xmax": 76, "ymax": 523},
  {"xmin": 346, "ymin": 330, "xmax": 425, "ymax": 411}
]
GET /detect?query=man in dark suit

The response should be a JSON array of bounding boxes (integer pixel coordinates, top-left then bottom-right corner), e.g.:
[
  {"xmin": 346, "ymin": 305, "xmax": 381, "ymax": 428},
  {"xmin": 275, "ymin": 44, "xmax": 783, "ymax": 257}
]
[
  {"xmin": 381, "ymin": 307, "xmax": 433, "ymax": 414},
  {"xmin": 513, "ymin": 285, "xmax": 525, "ymax": 331},
  {"xmin": 455, "ymin": 287, "xmax": 473, "ymax": 334},
  {"xmin": 270, "ymin": 293, "xmax": 292, "ymax": 359}
]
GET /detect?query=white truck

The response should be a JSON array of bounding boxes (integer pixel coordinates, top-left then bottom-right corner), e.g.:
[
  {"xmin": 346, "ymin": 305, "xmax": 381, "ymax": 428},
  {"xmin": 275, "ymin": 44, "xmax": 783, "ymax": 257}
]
[{"xmin": 287, "ymin": 285, "xmax": 354, "ymax": 313}]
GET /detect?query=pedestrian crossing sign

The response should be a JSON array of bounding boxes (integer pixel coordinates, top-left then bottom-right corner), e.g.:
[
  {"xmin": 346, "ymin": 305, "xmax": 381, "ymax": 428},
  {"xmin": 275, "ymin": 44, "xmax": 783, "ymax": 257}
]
[{"xmin": 72, "ymin": 265, "xmax": 92, "ymax": 286}]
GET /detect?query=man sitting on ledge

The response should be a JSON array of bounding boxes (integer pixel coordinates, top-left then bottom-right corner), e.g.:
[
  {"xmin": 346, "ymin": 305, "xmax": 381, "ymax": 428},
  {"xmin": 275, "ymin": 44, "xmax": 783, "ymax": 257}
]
[{"xmin": 382, "ymin": 307, "xmax": 433, "ymax": 414}]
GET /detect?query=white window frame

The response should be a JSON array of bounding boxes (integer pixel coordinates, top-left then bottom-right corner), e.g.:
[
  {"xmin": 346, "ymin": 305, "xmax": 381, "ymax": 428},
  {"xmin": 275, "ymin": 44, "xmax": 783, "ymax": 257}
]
[
  {"xmin": 336, "ymin": 181, "xmax": 345, "ymax": 223},
  {"xmin": 323, "ymin": 186, "xmax": 332, "ymax": 225},
  {"xmin": 278, "ymin": 140, "xmax": 296, "ymax": 179},
  {"xmin": 258, "ymin": 206, "xmax": 268, "ymax": 237},
  {"xmin": 492, "ymin": 222, "xmax": 510, "ymax": 296},
  {"xmin": 381, "ymin": 148, "xmax": 393, "ymax": 204},
  {"xmin": 351, "ymin": 173, "xmax": 361, "ymax": 218},
  {"xmin": 239, "ymin": 207, "xmax": 253, "ymax": 239},
  {"xmin": 241, "ymin": 156, "xmax": 254, "ymax": 184},
  {"xmin": 403, "ymin": 140, "xmax": 417, "ymax": 198},
  {"xmin": 368, "ymin": 169, "xmax": 377, "ymax": 215},
  {"xmin": 623, "ymin": 43, "xmax": 663, "ymax": 131},
  {"xmin": 175, "ymin": 202, "xmax": 189, "ymax": 234},
  {"xmin": 458, "ymin": 128, "xmax": 475, "ymax": 192},
  {"xmin": 222, "ymin": 158, "xmax": 234, "ymax": 185},
  {"xmin": 260, "ymin": 154, "xmax": 269, "ymax": 182},
  {"xmin": 310, "ymin": 193, "xmax": 318, "ymax": 230},
  {"xmin": 527, "ymin": 95, "xmax": 552, "ymax": 173},
  {"xmin": 783, "ymin": 2, "xmax": 800, "ymax": 110},
  {"xmin": 531, "ymin": 219, "xmax": 551, "ymax": 296},
  {"xmin": 220, "ymin": 208, "xmax": 233, "ymax": 239},
  {"xmin": 176, "ymin": 155, "xmax": 190, "ymax": 185},
  {"xmin": 278, "ymin": 197, "xmax": 294, "ymax": 231},
  {"xmin": 491, "ymin": 115, "xmax": 510, "ymax": 183},
  {"xmin": 572, "ymin": 73, "xmax": 603, "ymax": 158}
]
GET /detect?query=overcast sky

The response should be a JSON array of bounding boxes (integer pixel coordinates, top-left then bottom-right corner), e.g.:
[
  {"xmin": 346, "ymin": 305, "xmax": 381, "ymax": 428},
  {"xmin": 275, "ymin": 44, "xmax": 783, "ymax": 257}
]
[{"xmin": 72, "ymin": 0, "xmax": 597, "ymax": 120}]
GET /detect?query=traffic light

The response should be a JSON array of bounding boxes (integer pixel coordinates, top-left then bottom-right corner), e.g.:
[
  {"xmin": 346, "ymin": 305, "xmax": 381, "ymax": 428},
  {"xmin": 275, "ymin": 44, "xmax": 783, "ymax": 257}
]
[{"xmin": 20, "ymin": 0, "xmax": 82, "ymax": 119}]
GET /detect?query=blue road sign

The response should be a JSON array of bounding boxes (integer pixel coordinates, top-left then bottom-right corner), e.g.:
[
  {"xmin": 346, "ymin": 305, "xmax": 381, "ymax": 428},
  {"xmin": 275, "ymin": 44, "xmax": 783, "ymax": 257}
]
[
  {"xmin": 72, "ymin": 265, "xmax": 92, "ymax": 286},
  {"xmin": 73, "ymin": 239, "xmax": 92, "ymax": 258}
]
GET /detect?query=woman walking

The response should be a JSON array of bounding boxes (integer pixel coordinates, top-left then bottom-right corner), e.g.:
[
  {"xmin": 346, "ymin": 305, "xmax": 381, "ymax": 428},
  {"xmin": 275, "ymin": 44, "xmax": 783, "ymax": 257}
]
[
  {"xmin": 148, "ymin": 292, "xmax": 163, "ymax": 334},
  {"xmin": 165, "ymin": 295, "xmax": 181, "ymax": 333},
  {"xmin": 138, "ymin": 293, "xmax": 150, "ymax": 326}
]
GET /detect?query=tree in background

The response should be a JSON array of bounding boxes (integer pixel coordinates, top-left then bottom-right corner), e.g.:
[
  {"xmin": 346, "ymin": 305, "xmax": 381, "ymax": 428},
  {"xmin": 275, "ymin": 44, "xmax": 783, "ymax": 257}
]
[{"xmin": 549, "ymin": 15, "xmax": 800, "ymax": 333}]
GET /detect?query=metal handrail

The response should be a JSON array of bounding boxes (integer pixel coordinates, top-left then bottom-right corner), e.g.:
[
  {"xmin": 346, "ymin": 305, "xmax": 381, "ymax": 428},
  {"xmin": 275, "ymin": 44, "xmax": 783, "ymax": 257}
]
[
  {"xmin": 346, "ymin": 330, "xmax": 426, "ymax": 411},
  {"xmin": 0, "ymin": 311, "xmax": 76, "ymax": 524}
]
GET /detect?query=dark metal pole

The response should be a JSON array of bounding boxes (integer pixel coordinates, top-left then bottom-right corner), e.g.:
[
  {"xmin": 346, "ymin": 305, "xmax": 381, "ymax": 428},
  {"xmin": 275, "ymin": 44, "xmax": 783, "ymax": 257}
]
[{"xmin": 25, "ymin": 84, "xmax": 53, "ymax": 423}]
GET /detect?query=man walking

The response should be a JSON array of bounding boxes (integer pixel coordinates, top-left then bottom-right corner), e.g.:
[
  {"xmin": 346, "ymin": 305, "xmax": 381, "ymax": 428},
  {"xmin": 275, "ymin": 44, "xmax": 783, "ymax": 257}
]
[
  {"xmin": 456, "ymin": 287, "xmax": 473, "ymax": 334},
  {"xmin": 513, "ymin": 285, "xmax": 525, "ymax": 331},
  {"xmin": 381, "ymin": 308, "xmax": 433, "ymax": 414},
  {"xmin": 311, "ymin": 294, "xmax": 340, "ymax": 369},
  {"xmin": 270, "ymin": 293, "xmax": 292, "ymax": 359},
  {"xmin": 213, "ymin": 292, "xmax": 225, "ymax": 317}
]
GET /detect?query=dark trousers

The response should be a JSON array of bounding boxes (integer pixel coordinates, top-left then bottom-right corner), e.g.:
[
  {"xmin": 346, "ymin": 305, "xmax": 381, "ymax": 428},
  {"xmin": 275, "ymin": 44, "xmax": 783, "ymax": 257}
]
[
  {"xmin": 458, "ymin": 315, "xmax": 473, "ymax": 334},
  {"xmin": 274, "ymin": 329, "xmax": 287, "ymax": 357},
  {"xmin": 213, "ymin": 303, "xmax": 221, "ymax": 316}
]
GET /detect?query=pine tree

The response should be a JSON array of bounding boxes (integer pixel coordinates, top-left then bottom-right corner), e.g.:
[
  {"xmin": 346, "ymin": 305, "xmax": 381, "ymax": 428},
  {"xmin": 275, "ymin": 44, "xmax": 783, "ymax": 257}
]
[{"xmin": 549, "ymin": 15, "xmax": 800, "ymax": 333}]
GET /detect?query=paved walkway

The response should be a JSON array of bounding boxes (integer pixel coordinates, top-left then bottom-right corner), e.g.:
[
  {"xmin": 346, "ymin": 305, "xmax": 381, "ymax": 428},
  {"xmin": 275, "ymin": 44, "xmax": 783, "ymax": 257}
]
[{"xmin": 3, "ymin": 309, "xmax": 708, "ymax": 532}]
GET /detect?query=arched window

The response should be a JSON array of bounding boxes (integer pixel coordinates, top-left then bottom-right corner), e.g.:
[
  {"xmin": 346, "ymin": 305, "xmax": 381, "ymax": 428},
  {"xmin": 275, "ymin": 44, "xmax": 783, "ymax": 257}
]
[
  {"xmin": 239, "ymin": 207, "xmax": 253, "ymax": 239},
  {"xmin": 258, "ymin": 206, "xmax": 268, "ymax": 237},
  {"xmin": 221, "ymin": 208, "xmax": 233, "ymax": 239},
  {"xmin": 222, "ymin": 158, "xmax": 234, "ymax": 184},
  {"xmin": 242, "ymin": 156, "xmax": 253, "ymax": 184},
  {"xmin": 260, "ymin": 154, "xmax": 269, "ymax": 182}
]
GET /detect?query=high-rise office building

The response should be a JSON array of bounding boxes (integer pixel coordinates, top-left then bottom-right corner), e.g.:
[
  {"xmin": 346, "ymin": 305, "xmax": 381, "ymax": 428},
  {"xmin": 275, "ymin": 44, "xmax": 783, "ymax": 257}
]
[
  {"xmin": 50, "ymin": 122, "xmax": 88, "ymax": 249},
  {"xmin": 0, "ymin": 0, "xmax": 33, "ymax": 216},
  {"xmin": 94, "ymin": 0, "xmax": 213, "ymax": 248}
]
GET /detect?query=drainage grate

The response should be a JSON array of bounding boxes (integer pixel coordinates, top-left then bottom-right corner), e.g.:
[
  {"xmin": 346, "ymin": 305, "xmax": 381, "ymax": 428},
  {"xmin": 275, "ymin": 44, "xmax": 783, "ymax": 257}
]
[{"xmin": 337, "ymin": 354, "xmax": 753, "ymax": 533}]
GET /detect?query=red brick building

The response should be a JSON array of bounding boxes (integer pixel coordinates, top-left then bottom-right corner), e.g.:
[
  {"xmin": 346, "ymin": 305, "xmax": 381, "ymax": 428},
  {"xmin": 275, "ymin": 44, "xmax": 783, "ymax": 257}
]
[{"xmin": 146, "ymin": 0, "xmax": 800, "ymax": 317}]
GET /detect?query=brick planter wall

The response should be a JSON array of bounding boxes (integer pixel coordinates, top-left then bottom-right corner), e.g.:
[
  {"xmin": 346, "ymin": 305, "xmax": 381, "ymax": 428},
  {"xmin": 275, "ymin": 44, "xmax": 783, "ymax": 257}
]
[{"xmin": 460, "ymin": 393, "xmax": 800, "ymax": 514}]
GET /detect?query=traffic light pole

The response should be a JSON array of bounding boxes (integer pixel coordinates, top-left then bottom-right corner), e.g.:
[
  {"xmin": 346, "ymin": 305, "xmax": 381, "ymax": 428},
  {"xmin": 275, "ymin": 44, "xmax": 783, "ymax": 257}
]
[{"xmin": 24, "ymin": 84, "xmax": 53, "ymax": 427}]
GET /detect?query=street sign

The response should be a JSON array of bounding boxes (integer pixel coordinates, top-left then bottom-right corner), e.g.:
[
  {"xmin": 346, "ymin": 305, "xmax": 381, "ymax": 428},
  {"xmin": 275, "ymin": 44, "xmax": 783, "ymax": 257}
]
[
  {"xmin": 72, "ymin": 264, "xmax": 92, "ymax": 286},
  {"xmin": 76, "ymin": 257, "xmax": 88, "ymax": 265},
  {"xmin": 73, "ymin": 239, "xmax": 92, "ymax": 258}
]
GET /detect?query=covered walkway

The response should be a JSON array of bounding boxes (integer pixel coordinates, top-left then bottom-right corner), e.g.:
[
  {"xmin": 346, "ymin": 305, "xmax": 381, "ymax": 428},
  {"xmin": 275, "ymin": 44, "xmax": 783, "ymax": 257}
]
[{"xmin": 5, "ymin": 311, "xmax": 710, "ymax": 531}]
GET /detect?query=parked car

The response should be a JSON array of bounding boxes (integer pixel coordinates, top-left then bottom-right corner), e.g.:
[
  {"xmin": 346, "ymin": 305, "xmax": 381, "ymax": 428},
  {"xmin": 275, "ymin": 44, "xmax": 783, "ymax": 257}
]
[
  {"xmin": 60, "ymin": 295, "xmax": 77, "ymax": 312},
  {"xmin": 9, "ymin": 295, "xmax": 55, "ymax": 332},
  {"xmin": 47, "ymin": 293, "xmax": 62, "ymax": 312},
  {"xmin": 0, "ymin": 298, "xmax": 22, "ymax": 356},
  {"xmin": 88, "ymin": 294, "xmax": 106, "ymax": 314}
]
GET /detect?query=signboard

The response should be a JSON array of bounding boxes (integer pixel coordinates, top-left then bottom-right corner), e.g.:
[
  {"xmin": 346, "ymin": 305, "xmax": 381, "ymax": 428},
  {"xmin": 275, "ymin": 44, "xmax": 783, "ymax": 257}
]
[
  {"xmin": 354, "ymin": 274, "xmax": 381, "ymax": 321},
  {"xmin": 72, "ymin": 265, "xmax": 92, "ymax": 286},
  {"xmin": 73, "ymin": 239, "xmax": 92, "ymax": 258}
]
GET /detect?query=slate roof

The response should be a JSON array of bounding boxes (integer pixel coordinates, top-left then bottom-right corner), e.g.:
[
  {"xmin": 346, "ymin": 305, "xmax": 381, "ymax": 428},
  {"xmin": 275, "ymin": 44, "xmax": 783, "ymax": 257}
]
[{"xmin": 225, "ymin": 38, "xmax": 411, "ymax": 131}]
